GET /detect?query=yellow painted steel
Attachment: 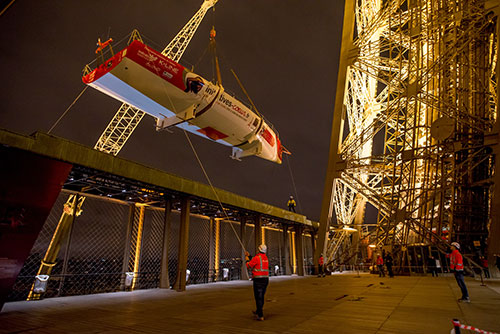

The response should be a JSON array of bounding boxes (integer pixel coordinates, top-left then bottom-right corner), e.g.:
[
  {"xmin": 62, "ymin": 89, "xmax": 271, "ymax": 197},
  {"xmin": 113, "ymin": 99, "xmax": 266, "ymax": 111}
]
[
  {"xmin": 131, "ymin": 205, "xmax": 146, "ymax": 290},
  {"xmin": 27, "ymin": 194, "xmax": 84, "ymax": 300},
  {"xmin": 319, "ymin": 0, "xmax": 500, "ymax": 270},
  {"xmin": 291, "ymin": 231, "xmax": 296, "ymax": 274},
  {"xmin": 215, "ymin": 218, "xmax": 221, "ymax": 280}
]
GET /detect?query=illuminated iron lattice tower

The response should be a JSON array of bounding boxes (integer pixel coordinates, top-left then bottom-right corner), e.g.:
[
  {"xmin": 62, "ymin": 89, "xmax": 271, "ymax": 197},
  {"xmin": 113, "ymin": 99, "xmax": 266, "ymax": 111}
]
[{"xmin": 316, "ymin": 0, "xmax": 500, "ymax": 271}]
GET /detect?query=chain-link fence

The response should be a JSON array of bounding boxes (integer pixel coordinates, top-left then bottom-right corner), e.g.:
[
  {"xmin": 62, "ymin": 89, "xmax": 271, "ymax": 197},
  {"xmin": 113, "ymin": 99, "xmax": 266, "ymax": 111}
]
[
  {"xmin": 265, "ymin": 228, "xmax": 282, "ymax": 276},
  {"xmin": 135, "ymin": 208, "xmax": 164, "ymax": 289},
  {"xmin": 7, "ymin": 192, "xmax": 313, "ymax": 302},
  {"xmin": 187, "ymin": 215, "xmax": 211, "ymax": 285},
  {"xmin": 60, "ymin": 196, "xmax": 129, "ymax": 296},
  {"xmin": 220, "ymin": 220, "xmax": 243, "ymax": 281},
  {"xmin": 7, "ymin": 194, "xmax": 67, "ymax": 301},
  {"xmin": 304, "ymin": 234, "xmax": 314, "ymax": 275}
]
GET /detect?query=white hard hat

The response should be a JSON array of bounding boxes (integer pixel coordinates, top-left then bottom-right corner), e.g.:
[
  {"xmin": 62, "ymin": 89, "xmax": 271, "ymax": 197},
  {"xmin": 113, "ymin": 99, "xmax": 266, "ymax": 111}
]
[
  {"xmin": 451, "ymin": 242, "xmax": 460, "ymax": 250},
  {"xmin": 258, "ymin": 244, "xmax": 267, "ymax": 253}
]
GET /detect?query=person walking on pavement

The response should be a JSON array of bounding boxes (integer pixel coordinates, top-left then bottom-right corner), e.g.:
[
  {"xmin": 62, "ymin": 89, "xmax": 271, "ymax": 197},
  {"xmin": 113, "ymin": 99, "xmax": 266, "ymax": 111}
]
[
  {"xmin": 385, "ymin": 254, "xmax": 394, "ymax": 278},
  {"xmin": 245, "ymin": 245, "xmax": 269, "ymax": 321},
  {"xmin": 287, "ymin": 196, "xmax": 296, "ymax": 212},
  {"xmin": 450, "ymin": 242, "xmax": 470, "ymax": 303},
  {"xmin": 427, "ymin": 255, "xmax": 438, "ymax": 277},
  {"xmin": 480, "ymin": 256, "xmax": 490, "ymax": 279},
  {"xmin": 318, "ymin": 254, "xmax": 326, "ymax": 277},
  {"xmin": 376, "ymin": 254, "xmax": 385, "ymax": 277}
]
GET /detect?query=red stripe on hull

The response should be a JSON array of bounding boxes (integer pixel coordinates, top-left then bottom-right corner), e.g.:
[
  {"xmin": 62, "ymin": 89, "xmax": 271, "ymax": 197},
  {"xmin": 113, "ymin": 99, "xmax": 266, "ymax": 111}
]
[{"xmin": 197, "ymin": 127, "xmax": 228, "ymax": 141}]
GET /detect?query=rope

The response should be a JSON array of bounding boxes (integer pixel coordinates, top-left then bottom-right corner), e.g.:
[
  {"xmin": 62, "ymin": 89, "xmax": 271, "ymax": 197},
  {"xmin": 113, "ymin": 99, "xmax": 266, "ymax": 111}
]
[
  {"xmin": 0, "ymin": 0, "xmax": 16, "ymax": 17},
  {"xmin": 285, "ymin": 154, "xmax": 302, "ymax": 212},
  {"xmin": 182, "ymin": 130, "xmax": 248, "ymax": 253},
  {"xmin": 157, "ymin": 64, "xmax": 248, "ymax": 254},
  {"xmin": 48, "ymin": 86, "xmax": 88, "ymax": 134}
]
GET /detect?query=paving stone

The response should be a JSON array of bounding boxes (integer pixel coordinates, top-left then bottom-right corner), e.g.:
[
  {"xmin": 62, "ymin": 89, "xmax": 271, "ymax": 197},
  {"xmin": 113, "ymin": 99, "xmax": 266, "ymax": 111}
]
[{"xmin": 1, "ymin": 274, "xmax": 499, "ymax": 333}]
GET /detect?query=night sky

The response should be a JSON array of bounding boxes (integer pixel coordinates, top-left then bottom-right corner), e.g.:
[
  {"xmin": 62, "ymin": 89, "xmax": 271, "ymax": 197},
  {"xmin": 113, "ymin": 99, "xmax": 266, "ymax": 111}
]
[{"xmin": 0, "ymin": 1, "xmax": 344, "ymax": 221}]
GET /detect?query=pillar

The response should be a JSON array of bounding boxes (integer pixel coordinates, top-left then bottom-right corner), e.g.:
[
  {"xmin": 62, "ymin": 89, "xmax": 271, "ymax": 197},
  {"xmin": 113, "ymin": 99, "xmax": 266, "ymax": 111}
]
[
  {"xmin": 159, "ymin": 199, "xmax": 171, "ymax": 288},
  {"xmin": 291, "ymin": 230, "xmax": 297, "ymax": 274},
  {"xmin": 295, "ymin": 225, "xmax": 305, "ymax": 276},
  {"xmin": 282, "ymin": 224, "xmax": 291, "ymax": 275},
  {"xmin": 130, "ymin": 205, "xmax": 146, "ymax": 290},
  {"xmin": 173, "ymin": 196, "xmax": 190, "ymax": 291}
]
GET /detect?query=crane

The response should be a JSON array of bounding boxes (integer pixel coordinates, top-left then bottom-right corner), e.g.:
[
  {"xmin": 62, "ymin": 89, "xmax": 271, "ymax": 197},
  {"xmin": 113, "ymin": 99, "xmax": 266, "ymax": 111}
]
[
  {"xmin": 28, "ymin": 0, "xmax": 219, "ymax": 300},
  {"xmin": 94, "ymin": 0, "xmax": 219, "ymax": 155}
]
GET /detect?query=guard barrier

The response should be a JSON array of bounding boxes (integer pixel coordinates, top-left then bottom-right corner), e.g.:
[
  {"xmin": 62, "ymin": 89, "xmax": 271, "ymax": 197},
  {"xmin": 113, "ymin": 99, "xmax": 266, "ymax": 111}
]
[
  {"xmin": 451, "ymin": 319, "xmax": 498, "ymax": 334},
  {"xmin": 7, "ymin": 192, "xmax": 312, "ymax": 301}
]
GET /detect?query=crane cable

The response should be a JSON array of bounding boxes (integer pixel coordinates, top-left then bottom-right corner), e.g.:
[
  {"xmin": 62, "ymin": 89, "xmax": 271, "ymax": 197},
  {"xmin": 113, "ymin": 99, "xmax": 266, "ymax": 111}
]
[
  {"xmin": 182, "ymin": 130, "xmax": 248, "ymax": 253},
  {"xmin": 0, "ymin": 0, "xmax": 16, "ymax": 17},
  {"xmin": 158, "ymin": 64, "xmax": 248, "ymax": 254},
  {"xmin": 48, "ymin": 86, "xmax": 88, "ymax": 134}
]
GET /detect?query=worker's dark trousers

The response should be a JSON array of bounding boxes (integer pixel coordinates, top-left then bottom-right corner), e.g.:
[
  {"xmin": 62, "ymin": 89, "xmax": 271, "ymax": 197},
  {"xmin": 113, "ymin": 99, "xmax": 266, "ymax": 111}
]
[
  {"xmin": 387, "ymin": 265, "xmax": 393, "ymax": 278},
  {"xmin": 253, "ymin": 277, "xmax": 269, "ymax": 318},
  {"xmin": 454, "ymin": 271, "xmax": 469, "ymax": 299},
  {"xmin": 377, "ymin": 265, "xmax": 385, "ymax": 277},
  {"xmin": 288, "ymin": 206, "xmax": 296, "ymax": 213}
]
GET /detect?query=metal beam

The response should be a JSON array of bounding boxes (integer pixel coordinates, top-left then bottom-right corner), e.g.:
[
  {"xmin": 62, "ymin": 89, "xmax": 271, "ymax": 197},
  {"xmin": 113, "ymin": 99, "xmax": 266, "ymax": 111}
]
[
  {"xmin": 315, "ymin": 0, "xmax": 356, "ymax": 274},
  {"xmin": 0, "ymin": 130, "xmax": 312, "ymax": 227}
]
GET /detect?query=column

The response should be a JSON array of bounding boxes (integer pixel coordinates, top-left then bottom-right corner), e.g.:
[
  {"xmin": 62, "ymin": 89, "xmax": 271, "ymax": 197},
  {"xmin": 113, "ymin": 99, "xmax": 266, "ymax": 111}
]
[
  {"xmin": 282, "ymin": 224, "xmax": 291, "ymax": 275},
  {"xmin": 173, "ymin": 196, "xmax": 190, "ymax": 292},
  {"xmin": 159, "ymin": 199, "xmax": 171, "ymax": 288},
  {"xmin": 295, "ymin": 225, "xmax": 305, "ymax": 276}
]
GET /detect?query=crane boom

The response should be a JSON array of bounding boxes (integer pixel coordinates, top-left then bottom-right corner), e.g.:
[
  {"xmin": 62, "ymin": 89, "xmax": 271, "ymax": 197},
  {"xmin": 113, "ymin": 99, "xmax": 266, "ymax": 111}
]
[
  {"xmin": 94, "ymin": 0, "xmax": 218, "ymax": 156},
  {"xmin": 162, "ymin": 0, "xmax": 219, "ymax": 63}
]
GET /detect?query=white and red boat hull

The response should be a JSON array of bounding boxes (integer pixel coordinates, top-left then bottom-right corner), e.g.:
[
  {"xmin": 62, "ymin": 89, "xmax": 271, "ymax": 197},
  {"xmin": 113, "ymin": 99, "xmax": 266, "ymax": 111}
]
[{"xmin": 83, "ymin": 40, "xmax": 283, "ymax": 164}]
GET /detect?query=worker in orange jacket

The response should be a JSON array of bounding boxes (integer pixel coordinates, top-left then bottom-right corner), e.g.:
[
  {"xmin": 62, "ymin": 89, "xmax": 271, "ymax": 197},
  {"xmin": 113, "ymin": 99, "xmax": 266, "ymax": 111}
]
[
  {"xmin": 450, "ymin": 242, "xmax": 470, "ymax": 302},
  {"xmin": 245, "ymin": 245, "xmax": 269, "ymax": 321},
  {"xmin": 376, "ymin": 254, "xmax": 385, "ymax": 277},
  {"xmin": 318, "ymin": 254, "xmax": 326, "ymax": 277}
]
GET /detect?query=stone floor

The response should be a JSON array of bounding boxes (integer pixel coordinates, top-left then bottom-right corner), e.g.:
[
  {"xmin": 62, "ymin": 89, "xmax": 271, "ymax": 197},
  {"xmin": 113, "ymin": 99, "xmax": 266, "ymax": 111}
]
[{"xmin": 1, "ymin": 273, "xmax": 500, "ymax": 333}]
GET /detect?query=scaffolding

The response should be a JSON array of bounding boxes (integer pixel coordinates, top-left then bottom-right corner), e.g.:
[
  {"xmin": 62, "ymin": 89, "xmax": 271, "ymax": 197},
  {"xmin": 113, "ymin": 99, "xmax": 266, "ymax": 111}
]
[{"xmin": 317, "ymin": 0, "xmax": 500, "ymax": 273}]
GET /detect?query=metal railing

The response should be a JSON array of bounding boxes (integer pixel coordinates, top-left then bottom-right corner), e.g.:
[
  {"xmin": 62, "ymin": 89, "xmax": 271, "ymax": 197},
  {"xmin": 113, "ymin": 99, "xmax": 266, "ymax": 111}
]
[{"xmin": 7, "ymin": 192, "xmax": 309, "ymax": 302}]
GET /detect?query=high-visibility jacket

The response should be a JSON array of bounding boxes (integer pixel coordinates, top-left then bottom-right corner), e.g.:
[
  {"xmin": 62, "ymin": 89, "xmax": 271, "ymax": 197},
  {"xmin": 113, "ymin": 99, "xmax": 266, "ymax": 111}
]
[
  {"xmin": 376, "ymin": 257, "xmax": 383, "ymax": 265},
  {"xmin": 287, "ymin": 199, "xmax": 296, "ymax": 207},
  {"xmin": 247, "ymin": 252, "xmax": 269, "ymax": 278},
  {"xmin": 450, "ymin": 249, "xmax": 464, "ymax": 271},
  {"xmin": 319, "ymin": 256, "xmax": 324, "ymax": 266}
]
